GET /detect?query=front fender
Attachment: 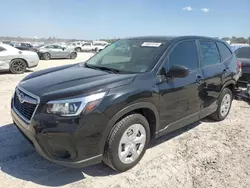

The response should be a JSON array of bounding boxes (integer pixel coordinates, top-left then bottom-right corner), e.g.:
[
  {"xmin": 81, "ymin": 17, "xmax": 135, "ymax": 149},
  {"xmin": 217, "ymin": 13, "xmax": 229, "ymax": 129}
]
[{"xmin": 98, "ymin": 102, "xmax": 160, "ymax": 154}]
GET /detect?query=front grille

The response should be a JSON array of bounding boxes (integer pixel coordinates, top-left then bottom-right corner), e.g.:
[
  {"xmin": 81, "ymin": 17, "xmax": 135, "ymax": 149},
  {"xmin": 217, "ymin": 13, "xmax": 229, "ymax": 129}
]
[{"xmin": 13, "ymin": 88, "xmax": 38, "ymax": 122}]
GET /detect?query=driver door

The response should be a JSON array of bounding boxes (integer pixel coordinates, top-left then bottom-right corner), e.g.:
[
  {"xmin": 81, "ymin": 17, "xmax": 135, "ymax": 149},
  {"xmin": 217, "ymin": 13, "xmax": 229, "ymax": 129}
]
[{"xmin": 158, "ymin": 40, "xmax": 203, "ymax": 133}]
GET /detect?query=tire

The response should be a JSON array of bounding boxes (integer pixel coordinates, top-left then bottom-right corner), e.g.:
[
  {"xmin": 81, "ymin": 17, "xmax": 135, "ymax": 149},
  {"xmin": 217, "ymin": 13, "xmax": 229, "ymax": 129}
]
[
  {"xmin": 9, "ymin": 59, "xmax": 27, "ymax": 74},
  {"xmin": 95, "ymin": 48, "xmax": 99, "ymax": 52},
  {"xmin": 70, "ymin": 52, "xmax": 77, "ymax": 59},
  {"xmin": 209, "ymin": 88, "xmax": 233, "ymax": 121},
  {"xmin": 75, "ymin": 47, "xmax": 81, "ymax": 52},
  {"xmin": 103, "ymin": 114, "xmax": 150, "ymax": 172},
  {"xmin": 43, "ymin": 52, "xmax": 51, "ymax": 60}
]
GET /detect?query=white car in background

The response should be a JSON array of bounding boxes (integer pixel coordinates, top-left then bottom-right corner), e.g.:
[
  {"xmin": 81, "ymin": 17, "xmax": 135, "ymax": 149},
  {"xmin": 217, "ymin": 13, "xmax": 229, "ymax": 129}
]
[
  {"xmin": 93, "ymin": 41, "xmax": 109, "ymax": 51},
  {"xmin": 81, "ymin": 42, "xmax": 95, "ymax": 51},
  {"xmin": 0, "ymin": 43, "xmax": 39, "ymax": 74},
  {"xmin": 66, "ymin": 41, "xmax": 84, "ymax": 52}
]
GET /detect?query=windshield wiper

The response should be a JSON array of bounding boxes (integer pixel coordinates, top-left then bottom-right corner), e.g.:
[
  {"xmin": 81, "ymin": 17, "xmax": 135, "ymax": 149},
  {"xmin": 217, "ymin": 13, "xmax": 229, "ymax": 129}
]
[
  {"xmin": 85, "ymin": 63, "xmax": 120, "ymax": 74},
  {"xmin": 94, "ymin": 66, "xmax": 121, "ymax": 74}
]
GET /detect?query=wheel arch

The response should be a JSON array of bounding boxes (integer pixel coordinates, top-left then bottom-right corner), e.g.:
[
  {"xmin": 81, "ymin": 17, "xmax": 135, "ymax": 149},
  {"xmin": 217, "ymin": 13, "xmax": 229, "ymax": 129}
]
[
  {"xmin": 99, "ymin": 102, "xmax": 160, "ymax": 154},
  {"xmin": 222, "ymin": 79, "xmax": 236, "ymax": 95}
]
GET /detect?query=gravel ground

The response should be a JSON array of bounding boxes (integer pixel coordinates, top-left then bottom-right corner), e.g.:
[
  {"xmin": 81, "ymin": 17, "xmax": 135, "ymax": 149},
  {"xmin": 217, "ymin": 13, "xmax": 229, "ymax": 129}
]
[{"xmin": 0, "ymin": 53, "xmax": 249, "ymax": 188}]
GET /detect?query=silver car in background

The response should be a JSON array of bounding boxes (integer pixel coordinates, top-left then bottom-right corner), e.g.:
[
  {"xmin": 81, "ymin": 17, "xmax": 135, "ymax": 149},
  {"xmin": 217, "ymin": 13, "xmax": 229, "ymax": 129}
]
[
  {"xmin": 0, "ymin": 43, "xmax": 39, "ymax": 74},
  {"xmin": 38, "ymin": 44, "xmax": 77, "ymax": 60}
]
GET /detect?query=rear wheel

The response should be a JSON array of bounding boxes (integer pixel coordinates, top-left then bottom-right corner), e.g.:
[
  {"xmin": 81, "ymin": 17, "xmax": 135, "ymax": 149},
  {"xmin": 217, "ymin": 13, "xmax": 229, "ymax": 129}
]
[
  {"xmin": 43, "ymin": 52, "xmax": 51, "ymax": 60},
  {"xmin": 209, "ymin": 88, "xmax": 233, "ymax": 121},
  {"xmin": 70, "ymin": 52, "xmax": 77, "ymax": 59},
  {"xmin": 10, "ymin": 59, "xmax": 27, "ymax": 74},
  {"xmin": 104, "ymin": 114, "xmax": 150, "ymax": 172}
]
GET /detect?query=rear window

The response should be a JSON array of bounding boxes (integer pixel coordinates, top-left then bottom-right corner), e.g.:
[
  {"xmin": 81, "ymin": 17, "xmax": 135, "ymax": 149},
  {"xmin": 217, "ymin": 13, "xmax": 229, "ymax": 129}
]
[
  {"xmin": 0, "ymin": 46, "xmax": 6, "ymax": 52},
  {"xmin": 217, "ymin": 42, "xmax": 232, "ymax": 62},
  {"xmin": 199, "ymin": 41, "xmax": 221, "ymax": 66},
  {"xmin": 235, "ymin": 47, "xmax": 250, "ymax": 59}
]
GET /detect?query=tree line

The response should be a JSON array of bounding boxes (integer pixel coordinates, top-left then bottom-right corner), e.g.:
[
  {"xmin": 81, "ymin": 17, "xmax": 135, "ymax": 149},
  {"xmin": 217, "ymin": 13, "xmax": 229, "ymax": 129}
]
[{"xmin": 221, "ymin": 36, "xmax": 250, "ymax": 44}]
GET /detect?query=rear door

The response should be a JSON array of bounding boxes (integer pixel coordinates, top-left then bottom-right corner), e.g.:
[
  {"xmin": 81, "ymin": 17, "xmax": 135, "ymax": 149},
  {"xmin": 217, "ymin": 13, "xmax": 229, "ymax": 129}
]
[
  {"xmin": 158, "ymin": 40, "xmax": 202, "ymax": 132},
  {"xmin": 216, "ymin": 41, "xmax": 238, "ymax": 83},
  {"xmin": 198, "ymin": 40, "xmax": 225, "ymax": 115}
]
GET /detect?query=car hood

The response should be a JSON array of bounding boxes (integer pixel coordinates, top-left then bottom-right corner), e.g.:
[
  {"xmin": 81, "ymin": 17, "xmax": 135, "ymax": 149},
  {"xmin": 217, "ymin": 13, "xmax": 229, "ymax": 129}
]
[{"xmin": 19, "ymin": 64, "xmax": 136, "ymax": 103}]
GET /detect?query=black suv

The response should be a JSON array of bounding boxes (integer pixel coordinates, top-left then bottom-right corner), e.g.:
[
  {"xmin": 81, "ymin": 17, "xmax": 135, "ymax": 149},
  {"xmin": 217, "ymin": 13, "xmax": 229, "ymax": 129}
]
[{"xmin": 11, "ymin": 36, "xmax": 240, "ymax": 172}]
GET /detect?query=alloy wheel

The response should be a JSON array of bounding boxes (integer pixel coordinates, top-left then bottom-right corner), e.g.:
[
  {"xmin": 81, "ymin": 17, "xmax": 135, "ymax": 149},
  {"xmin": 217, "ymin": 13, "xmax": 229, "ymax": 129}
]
[{"xmin": 12, "ymin": 60, "xmax": 26, "ymax": 73}]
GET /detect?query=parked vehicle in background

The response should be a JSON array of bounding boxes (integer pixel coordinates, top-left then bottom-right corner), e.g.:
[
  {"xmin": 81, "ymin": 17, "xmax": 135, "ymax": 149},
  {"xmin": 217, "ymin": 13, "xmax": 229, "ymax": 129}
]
[
  {"xmin": 0, "ymin": 43, "xmax": 39, "ymax": 74},
  {"xmin": 235, "ymin": 46, "xmax": 250, "ymax": 86},
  {"xmin": 14, "ymin": 43, "xmax": 38, "ymax": 52},
  {"xmin": 93, "ymin": 41, "xmax": 108, "ymax": 52},
  {"xmin": 66, "ymin": 41, "xmax": 84, "ymax": 52},
  {"xmin": 12, "ymin": 36, "xmax": 240, "ymax": 172},
  {"xmin": 1, "ymin": 41, "xmax": 13, "ymax": 45},
  {"xmin": 57, "ymin": 42, "xmax": 68, "ymax": 48},
  {"xmin": 37, "ymin": 44, "xmax": 77, "ymax": 60},
  {"xmin": 81, "ymin": 42, "xmax": 95, "ymax": 51}
]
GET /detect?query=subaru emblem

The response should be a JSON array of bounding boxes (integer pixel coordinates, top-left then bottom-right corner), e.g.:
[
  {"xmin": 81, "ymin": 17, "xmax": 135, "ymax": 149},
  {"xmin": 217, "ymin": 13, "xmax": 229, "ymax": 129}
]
[{"xmin": 17, "ymin": 91, "xmax": 25, "ymax": 103}]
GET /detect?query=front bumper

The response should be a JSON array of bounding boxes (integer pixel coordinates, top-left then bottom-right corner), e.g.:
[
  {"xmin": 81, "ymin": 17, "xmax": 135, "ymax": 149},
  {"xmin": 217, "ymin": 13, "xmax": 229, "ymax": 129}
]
[{"xmin": 11, "ymin": 108, "xmax": 106, "ymax": 168}]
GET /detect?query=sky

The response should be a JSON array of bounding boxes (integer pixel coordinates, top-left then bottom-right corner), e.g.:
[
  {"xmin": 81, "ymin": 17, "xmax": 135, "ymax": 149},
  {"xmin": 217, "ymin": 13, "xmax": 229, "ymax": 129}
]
[{"xmin": 1, "ymin": 0, "xmax": 250, "ymax": 39}]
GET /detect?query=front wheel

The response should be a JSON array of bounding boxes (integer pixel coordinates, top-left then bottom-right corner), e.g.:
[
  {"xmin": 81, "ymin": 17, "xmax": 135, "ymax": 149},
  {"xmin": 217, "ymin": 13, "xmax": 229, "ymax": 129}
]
[
  {"xmin": 70, "ymin": 52, "xmax": 77, "ymax": 59},
  {"xmin": 103, "ymin": 114, "xmax": 150, "ymax": 172},
  {"xmin": 209, "ymin": 88, "xmax": 233, "ymax": 121}
]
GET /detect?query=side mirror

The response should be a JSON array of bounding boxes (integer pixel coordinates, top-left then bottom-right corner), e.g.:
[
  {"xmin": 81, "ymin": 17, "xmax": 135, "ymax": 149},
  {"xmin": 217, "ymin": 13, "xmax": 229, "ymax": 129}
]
[
  {"xmin": 62, "ymin": 47, "xmax": 66, "ymax": 50},
  {"xmin": 167, "ymin": 65, "xmax": 189, "ymax": 78}
]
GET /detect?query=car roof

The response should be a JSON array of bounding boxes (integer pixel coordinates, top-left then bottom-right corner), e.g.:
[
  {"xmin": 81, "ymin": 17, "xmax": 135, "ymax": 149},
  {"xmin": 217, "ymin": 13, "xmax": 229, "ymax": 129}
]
[
  {"xmin": 0, "ymin": 43, "xmax": 18, "ymax": 51},
  {"xmin": 126, "ymin": 35, "xmax": 225, "ymax": 43}
]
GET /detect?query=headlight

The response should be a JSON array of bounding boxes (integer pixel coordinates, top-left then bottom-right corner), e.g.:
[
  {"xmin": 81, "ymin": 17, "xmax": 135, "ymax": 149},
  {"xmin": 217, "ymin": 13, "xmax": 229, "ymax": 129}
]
[{"xmin": 46, "ymin": 92, "xmax": 106, "ymax": 116}]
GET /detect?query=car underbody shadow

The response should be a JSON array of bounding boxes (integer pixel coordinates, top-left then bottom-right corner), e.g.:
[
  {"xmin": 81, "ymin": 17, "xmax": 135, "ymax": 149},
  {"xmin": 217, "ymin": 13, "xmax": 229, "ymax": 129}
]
[
  {"xmin": 0, "ymin": 124, "xmax": 117, "ymax": 186},
  {"xmin": 150, "ymin": 121, "xmax": 201, "ymax": 147},
  {"xmin": 0, "ymin": 121, "xmax": 201, "ymax": 186}
]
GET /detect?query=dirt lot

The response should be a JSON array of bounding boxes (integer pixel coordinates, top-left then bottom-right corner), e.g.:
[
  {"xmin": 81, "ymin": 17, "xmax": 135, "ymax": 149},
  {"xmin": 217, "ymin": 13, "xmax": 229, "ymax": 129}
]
[{"xmin": 0, "ymin": 53, "xmax": 250, "ymax": 188}]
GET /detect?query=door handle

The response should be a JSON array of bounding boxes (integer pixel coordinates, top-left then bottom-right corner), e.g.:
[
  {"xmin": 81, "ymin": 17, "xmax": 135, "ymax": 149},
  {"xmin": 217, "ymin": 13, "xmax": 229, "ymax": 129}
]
[
  {"xmin": 196, "ymin": 74, "xmax": 203, "ymax": 85},
  {"xmin": 222, "ymin": 68, "xmax": 229, "ymax": 74}
]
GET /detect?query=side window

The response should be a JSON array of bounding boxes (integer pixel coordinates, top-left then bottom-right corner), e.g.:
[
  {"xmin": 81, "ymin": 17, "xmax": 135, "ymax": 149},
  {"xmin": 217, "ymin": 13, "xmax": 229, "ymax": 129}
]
[
  {"xmin": 0, "ymin": 47, "xmax": 6, "ymax": 52},
  {"xmin": 54, "ymin": 45, "xmax": 62, "ymax": 49},
  {"xmin": 85, "ymin": 43, "xmax": 91, "ymax": 46},
  {"xmin": 217, "ymin": 42, "xmax": 232, "ymax": 62},
  {"xmin": 199, "ymin": 41, "xmax": 220, "ymax": 66},
  {"xmin": 45, "ymin": 45, "xmax": 52, "ymax": 49},
  {"xmin": 235, "ymin": 47, "xmax": 250, "ymax": 59},
  {"xmin": 168, "ymin": 40, "xmax": 198, "ymax": 70}
]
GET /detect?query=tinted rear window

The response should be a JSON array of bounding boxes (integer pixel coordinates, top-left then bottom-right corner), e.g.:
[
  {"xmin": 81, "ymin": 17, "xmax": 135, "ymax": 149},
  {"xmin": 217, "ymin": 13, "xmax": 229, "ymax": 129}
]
[
  {"xmin": 0, "ymin": 46, "xmax": 6, "ymax": 52},
  {"xmin": 235, "ymin": 47, "xmax": 250, "ymax": 59},
  {"xmin": 217, "ymin": 42, "xmax": 232, "ymax": 62}
]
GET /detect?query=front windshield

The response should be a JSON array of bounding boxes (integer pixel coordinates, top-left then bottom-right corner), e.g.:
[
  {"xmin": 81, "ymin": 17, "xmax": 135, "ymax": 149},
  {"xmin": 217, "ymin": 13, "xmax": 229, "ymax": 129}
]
[{"xmin": 85, "ymin": 39, "xmax": 168, "ymax": 73}]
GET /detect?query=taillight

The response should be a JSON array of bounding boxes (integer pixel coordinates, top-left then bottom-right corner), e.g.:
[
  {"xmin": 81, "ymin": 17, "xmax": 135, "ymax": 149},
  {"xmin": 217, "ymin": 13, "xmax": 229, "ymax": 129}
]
[{"xmin": 237, "ymin": 60, "xmax": 242, "ymax": 69}]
